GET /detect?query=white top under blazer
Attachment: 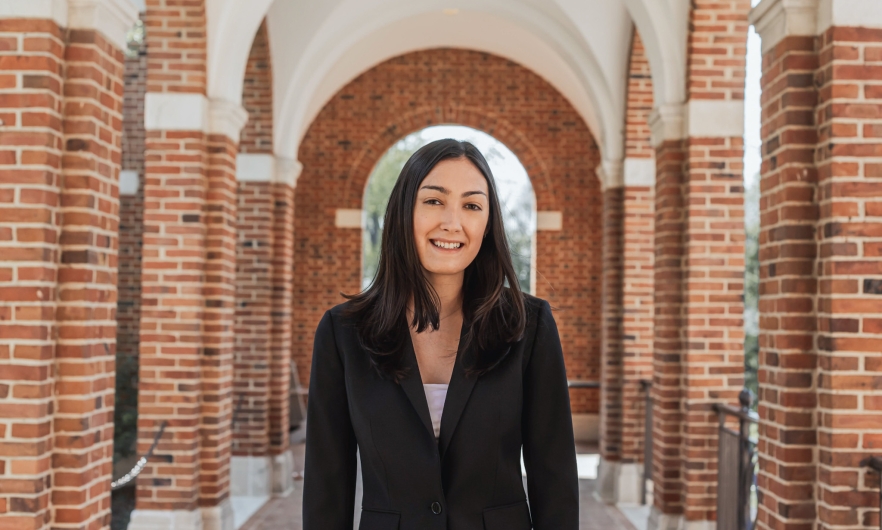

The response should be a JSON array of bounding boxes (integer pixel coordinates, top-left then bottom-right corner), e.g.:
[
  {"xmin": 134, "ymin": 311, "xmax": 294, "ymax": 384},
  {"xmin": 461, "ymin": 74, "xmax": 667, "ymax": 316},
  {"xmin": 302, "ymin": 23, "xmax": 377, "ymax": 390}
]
[{"xmin": 422, "ymin": 383, "xmax": 449, "ymax": 439}]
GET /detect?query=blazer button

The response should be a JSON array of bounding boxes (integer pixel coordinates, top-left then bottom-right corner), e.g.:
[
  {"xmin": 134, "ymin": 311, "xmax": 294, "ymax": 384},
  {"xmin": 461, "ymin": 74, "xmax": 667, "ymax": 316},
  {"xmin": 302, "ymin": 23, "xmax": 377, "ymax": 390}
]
[{"xmin": 431, "ymin": 501, "xmax": 442, "ymax": 515}]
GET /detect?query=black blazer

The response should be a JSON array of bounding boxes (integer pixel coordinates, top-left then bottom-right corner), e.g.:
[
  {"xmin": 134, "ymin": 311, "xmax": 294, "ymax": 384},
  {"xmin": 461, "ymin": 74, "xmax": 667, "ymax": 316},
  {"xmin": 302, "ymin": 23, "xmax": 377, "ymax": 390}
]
[{"xmin": 302, "ymin": 294, "xmax": 579, "ymax": 530}]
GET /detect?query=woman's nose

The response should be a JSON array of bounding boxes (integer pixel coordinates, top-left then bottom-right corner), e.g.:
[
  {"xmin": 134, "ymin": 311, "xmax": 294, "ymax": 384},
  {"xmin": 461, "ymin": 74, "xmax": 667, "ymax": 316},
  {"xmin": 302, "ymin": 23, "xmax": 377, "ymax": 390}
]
[{"xmin": 439, "ymin": 205, "xmax": 462, "ymax": 231}]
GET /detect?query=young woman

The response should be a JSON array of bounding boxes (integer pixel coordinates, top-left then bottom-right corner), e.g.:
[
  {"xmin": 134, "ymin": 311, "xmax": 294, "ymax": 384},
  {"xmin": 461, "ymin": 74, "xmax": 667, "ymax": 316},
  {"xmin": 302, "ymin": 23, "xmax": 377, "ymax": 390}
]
[{"xmin": 302, "ymin": 139, "xmax": 578, "ymax": 529}]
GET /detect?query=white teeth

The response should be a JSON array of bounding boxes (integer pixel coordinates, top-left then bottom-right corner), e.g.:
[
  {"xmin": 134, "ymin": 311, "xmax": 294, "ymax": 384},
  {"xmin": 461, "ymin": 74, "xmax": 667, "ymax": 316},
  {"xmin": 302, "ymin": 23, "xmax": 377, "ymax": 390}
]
[{"xmin": 433, "ymin": 240, "xmax": 462, "ymax": 249}]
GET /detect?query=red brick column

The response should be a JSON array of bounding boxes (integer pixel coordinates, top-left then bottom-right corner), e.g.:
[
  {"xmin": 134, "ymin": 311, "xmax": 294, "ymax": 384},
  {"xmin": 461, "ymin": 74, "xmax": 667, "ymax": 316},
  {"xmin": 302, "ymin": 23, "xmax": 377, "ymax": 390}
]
[
  {"xmin": 750, "ymin": 6, "xmax": 819, "ymax": 528},
  {"xmin": 600, "ymin": 178, "xmax": 626, "ymax": 476},
  {"xmin": 0, "ymin": 3, "xmax": 135, "ymax": 529},
  {"xmin": 0, "ymin": 15, "xmax": 66, "ymax": 530},
  {"xmin": 813, "ymin": 23, "xmax": 882, "ymax": 530},
  {"xmin": 54, "ymin": 24, "xmax": 128, "ymax": 530},
  {"xmin": 599, "ymin": 28, "xmax": 656, "ymax": 506},
  {"xmin": 649, "ymin": 131, "xmax": 688, "ymax": 527},
  {"xmin": 752, "ymin": 2, "xmax": 882, "ymax": 528},
  {"xmin": 647, "ymin": 3, "xmax": 750, "ymax": 527},
  {"xmin": 269, "ymin": 165, "xmax": 297, "ymax": 496},
  {"xmin": 132, "ymin": 0, "xmax": 245, "ymax": 527}
]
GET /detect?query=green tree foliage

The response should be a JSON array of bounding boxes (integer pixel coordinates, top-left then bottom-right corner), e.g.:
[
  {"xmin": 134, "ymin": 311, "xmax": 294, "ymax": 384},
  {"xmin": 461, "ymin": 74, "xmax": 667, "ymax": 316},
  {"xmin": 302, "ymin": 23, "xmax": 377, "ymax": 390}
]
[{"xmin": 362, "ymin": 130, "xmax": 535, "ymax": 293}]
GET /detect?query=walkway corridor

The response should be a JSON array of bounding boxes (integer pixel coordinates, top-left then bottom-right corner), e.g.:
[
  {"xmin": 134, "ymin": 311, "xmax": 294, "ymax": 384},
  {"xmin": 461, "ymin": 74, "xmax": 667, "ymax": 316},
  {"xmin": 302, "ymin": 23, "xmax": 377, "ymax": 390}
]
[{"xmin": 240, "ymin": 443, "xmax": 642, "ymax": 530}]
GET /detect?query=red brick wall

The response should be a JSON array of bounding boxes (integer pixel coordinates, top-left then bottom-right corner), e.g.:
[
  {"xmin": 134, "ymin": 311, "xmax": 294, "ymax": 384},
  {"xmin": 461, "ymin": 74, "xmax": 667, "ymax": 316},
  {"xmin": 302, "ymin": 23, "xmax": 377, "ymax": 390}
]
[
  {"xmin": 626, "ymin": 32, "xmax": 654, "ymax": 160},
  {"xmin": 118, "ymin": 25, "xmax": 147, "ymax": 365},
  {"xmin": 294, "ymin": 49, "xmax": 602, "ymax": 414},
  {"xmin": 239, "ymin": 21, "xmax": 272, "ymax": 155}
]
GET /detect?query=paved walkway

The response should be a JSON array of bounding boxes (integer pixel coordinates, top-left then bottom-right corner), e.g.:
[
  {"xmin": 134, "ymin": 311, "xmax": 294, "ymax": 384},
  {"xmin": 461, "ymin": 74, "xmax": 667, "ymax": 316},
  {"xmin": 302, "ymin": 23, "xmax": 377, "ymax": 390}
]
[{"xmin": 241, "ymin": 443, "xmax": 640, "ymax": 530}]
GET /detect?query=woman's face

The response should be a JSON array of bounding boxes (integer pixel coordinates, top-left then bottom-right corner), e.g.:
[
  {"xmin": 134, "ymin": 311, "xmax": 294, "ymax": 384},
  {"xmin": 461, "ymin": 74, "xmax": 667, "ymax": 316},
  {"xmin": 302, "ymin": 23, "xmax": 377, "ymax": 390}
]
[{"xmin": 413, "ymin": 158, "xmax": 490, "ymax": 280}]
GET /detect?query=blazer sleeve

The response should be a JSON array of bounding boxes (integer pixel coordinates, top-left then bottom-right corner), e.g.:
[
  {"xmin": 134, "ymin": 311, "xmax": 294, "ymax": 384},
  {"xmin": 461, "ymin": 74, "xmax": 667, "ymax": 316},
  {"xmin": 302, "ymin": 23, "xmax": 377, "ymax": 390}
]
[
  {"xmin": 522, "ymin": 300, "xmax": 580, "ymax": 528},
  {"xmin": 302, "ymin": 310, "xmax": 357, "ymax": 530}
]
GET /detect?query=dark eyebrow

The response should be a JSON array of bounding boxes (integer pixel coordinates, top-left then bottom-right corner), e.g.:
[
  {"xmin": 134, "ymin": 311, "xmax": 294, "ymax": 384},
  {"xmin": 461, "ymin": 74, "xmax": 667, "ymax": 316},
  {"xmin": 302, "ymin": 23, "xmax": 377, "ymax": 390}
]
[
  {"xmin": 420, "ymin": 185, "xmax": 487, "ymax": 198},
  {"xmin": 420, "ymin": 185, "xmax": 449, "ymax": 194}
]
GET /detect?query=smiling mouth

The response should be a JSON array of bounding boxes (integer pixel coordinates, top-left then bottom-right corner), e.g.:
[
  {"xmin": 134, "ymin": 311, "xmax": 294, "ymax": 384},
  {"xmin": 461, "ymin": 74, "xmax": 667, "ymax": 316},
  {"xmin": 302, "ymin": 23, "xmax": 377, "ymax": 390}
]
[{"xmin": 431, "ymin": 239, "xmax": 463, "ymax": 250}]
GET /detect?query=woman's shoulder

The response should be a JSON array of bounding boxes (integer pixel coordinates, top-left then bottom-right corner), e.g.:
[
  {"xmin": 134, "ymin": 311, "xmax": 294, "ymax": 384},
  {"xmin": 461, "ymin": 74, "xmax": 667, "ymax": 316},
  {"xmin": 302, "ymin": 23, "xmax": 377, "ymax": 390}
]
[{"xmin": 517, "ymin": 290, "xmax": 549, "ymax": 320}]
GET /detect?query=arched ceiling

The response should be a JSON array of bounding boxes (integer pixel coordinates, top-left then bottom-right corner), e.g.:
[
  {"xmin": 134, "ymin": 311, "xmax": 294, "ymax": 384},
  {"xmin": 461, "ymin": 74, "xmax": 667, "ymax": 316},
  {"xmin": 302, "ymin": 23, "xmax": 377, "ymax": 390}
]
[{"xmin": 205, "ymin": 0, "xmax": 691, "ymax": 163}]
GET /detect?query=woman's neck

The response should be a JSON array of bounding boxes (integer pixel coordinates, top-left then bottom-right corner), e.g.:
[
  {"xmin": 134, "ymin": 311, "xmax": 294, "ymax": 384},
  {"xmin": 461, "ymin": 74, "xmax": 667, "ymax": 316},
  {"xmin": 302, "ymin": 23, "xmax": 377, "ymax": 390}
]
[{"xmin": 410, "ymin": 272, "xmax": 464, "ymax": 321}]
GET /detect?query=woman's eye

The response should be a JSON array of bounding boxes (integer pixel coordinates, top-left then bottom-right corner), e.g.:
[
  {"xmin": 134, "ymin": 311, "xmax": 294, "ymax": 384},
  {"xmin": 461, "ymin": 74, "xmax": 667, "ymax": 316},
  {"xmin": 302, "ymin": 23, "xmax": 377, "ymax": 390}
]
[
  {"xmin": 424, "ymin": 198, "xmax": 442, "ymax": 205},
  {"xmin": 465, "ymin": 204, "xmax": 482, "ymax": 211}
]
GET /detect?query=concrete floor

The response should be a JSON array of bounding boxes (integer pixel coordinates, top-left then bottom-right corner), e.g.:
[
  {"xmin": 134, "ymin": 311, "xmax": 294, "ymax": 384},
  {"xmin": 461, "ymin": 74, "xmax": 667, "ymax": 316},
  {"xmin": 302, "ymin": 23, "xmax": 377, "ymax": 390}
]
[{"xmin": 240, "ymin": 442, "xmax": 641, "ymax": 530}]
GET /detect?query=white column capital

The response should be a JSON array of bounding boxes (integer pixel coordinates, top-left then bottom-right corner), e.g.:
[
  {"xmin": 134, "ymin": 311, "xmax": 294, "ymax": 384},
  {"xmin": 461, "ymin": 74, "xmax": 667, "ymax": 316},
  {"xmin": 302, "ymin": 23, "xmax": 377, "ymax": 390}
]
[
  {"xmin": 623, "ymin": 157, "xmax": 656, "ymax": 187},
  {"xmin": 536, "ymin": 211, "xmax": 563, "ymax": 231},
  {"xmin": 648, "ymin": 104, "xmax": 685, "ymax": 148},
  {"xmin": 275, "ymin": 157, "xmax": 302, "ymax": 188},
  {"xmin": 751, "ymin": 0, "xmax": 882, "ymax": 52},
  {"xmin": 0, "ymin": 0, "xmax": 69, "ymax": 29},
  {"xmin": 209, "ymin": 99, "xmax": 248, "ymax": 143},
  {"xmin": 596, "ymin": 159, "xmax": 624, "ymax": 190},
  {"xmin": 685, "ymin": 100, "xmax": 745, "ymax": 138},
  {"xmin": 750, "ymin": 0, "xmax": 820, "ymax": 53},
  {"xmin": 145, "ymin": 92, "xmax": 209, "ymax": 132},
  {"xmin": 68, "ymin": 0, "xmax": 139, "ymax": 51}
]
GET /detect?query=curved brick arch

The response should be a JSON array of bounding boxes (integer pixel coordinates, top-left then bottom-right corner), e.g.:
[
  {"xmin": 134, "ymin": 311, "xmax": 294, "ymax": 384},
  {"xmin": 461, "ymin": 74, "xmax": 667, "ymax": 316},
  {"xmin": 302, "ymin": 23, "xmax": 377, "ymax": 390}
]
[
  {"xmin": 294, "ymin": 48, "xmax": 602, "ymax": 415},
  {"xmin": 342, "ymin": 106, "xmax": 558, "ymax": 211}
]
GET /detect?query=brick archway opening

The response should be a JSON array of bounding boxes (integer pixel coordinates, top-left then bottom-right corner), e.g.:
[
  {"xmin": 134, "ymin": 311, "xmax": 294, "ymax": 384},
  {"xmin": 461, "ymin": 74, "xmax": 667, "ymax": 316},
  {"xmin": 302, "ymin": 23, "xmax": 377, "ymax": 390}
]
[{"xmin": 294, "ymin": 48, "xmax": 603, "ymax": 419}]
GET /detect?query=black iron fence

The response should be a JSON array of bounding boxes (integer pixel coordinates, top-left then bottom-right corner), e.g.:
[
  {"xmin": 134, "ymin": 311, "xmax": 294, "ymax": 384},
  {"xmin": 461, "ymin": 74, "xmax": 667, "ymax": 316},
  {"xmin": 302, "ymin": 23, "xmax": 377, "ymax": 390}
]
[
  {"xmin": 713, "ymin": 389, "xmax": 758, "ymax": 530},
  {"xmin": 639, "ymin": 379, "xmax": 652, "ymax": 506}
]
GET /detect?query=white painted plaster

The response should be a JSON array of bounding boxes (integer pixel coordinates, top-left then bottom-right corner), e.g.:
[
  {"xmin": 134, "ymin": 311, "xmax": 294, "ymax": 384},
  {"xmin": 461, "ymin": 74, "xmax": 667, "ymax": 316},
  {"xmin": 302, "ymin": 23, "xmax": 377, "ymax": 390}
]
[
  {"xmin": 536, "ymin": 211, "xmax": 563, "ymax": 231},
  {"xmin": 597, "ymin": 457, "xmax": 620, "ymax": 504},
  {"xmin": 128, "ymin": 509, "xmax": 204, "ymax": 530},
  {"xmin": 597, "ymin": 158, "xmax": 624, "ymax": 190},
  {"xmin": 647, "ymin": 506, "xmax": 683, "ymax": 530},
  {"xmin": 750, "ymin": 0, "xmax": 820, "ymax": 53},
  {"xmin": 130, "ymin": 0, "xmax": 145, "ymax": 12},
  {"xmin": 0, "ymin": 0, "xmax": 68, "ymax": 28},
  {"xmin": 119, "ymin": 170, "xmax": 139, "ymax": 195},
  {"xmin": 817, "ymin": 0, "xmax": 882, "ymax": 32},
  {"xmin": 335, "ymin": 208, "xmax": 364, "ymax": 229},
  {"xmin": 648, "ymin": 104, "xmax": 685, "ymax": 147},
  {"xmin": 624, "ymin": 157, "xmax": 655, "ymax": 187},
  {"xmin": 145, "ymin": 93, "xmax": 209, "ymax": 132},
  {"xmin": 272, "ymin": 451, "xmax": 295, "ymax": 497},
  {"xmin": 209, "ymin": 99, "xmax": 248, "ymax": 143},
  {"xmin": 230, "ymin": 456, "xmax": 273, "ymax": 498},
  {"xmin": 686, "ymin": 100, "xmax": 745, "ymax": 138},
  {"xmin": 236, "ymin": 154, "xmax": 274, "ymax": 183},
  {"xmin": 267, "ymin": 4, "xmax": 619, "ymax": 161},
  {"xmin": 275, "ymin": 158, "xmax": 302, "ymax": 188},
  {"xmin": 201, "ymin": 498, "xmax": 234, "ymax": 530},
  {"xmin": 68, "ymin": 0, "xmax": 139, "ymax": 51},
  {"xmin": 622, "ymin": 0, "xmax": 689, "ymax": 107}
]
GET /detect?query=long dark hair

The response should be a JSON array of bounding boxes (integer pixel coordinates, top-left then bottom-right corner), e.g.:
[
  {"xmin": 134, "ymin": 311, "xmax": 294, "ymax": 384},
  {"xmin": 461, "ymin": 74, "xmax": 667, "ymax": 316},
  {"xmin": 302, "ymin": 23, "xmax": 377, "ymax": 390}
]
[{"xmin": 343, "ymin": 138, "xmax": 527, "ymax": 382}]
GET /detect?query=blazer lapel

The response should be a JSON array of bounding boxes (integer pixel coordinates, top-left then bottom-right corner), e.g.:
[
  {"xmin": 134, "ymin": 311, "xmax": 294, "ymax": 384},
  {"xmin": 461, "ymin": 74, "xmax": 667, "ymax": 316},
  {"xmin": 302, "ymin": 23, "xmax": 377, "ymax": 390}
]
[
  {"xmin": 399, "ymin": 337, "xmax": 434, "ymax": 439},
  {"xmin": 439, "ymin": 322, "xmax": 478, "ymax": 458}
]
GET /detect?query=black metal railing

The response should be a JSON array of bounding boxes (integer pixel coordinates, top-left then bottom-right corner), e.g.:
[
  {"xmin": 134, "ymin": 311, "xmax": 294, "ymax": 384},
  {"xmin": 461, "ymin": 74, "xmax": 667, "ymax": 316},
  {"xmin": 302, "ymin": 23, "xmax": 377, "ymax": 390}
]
[
  {"xmin": 639, "ymin": 379, "xmax": 652, "ymax": 505},
  {"xmin": 860, "ymin": 456, "xmax": 882, "ymax": 530},
  {"xmin": 111, "ymin": 421, "xmax": 167, "ymax": 491},
  {"xmin": 713, "ymin": 389, "xmax": 758, "ymax": 530},
  {"xmin": 567, "ymin": 380, "xmax": 601, "ymax": 389}
]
